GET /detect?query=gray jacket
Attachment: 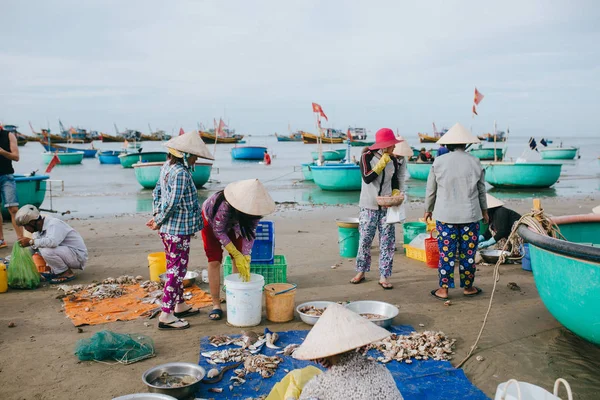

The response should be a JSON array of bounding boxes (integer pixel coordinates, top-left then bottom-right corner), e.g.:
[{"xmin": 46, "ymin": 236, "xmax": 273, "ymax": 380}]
[
  {"xmin": 359, "ymin": 150, "xmax": 406, "ymax": 210},
  {"xmin": 425, "ymin": 149, "xmax": 487, "ymax": 224}
]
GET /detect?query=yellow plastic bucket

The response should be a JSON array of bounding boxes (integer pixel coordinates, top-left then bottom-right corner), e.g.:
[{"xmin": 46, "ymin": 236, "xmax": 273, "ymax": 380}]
[
  {"xmin": 0, "ymin": 263, "xmax": 7, "ymax": 293},
  {"xmin": 264, "ymin": 283, "xmax": 297, "ymax": 323},
  {"xmin": 148, "ymin": 252, "xmax": 166, "ymax": 282}
]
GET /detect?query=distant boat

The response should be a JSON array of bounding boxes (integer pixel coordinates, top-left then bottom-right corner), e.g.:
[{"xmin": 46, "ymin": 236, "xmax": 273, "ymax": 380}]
[
  {"xmin": 41, "ymin": 151, "xmax": 84, "ymax": 165},
  {"xmin": 3, "ymin": 125, "xmax": 28, "ymax": 146},
  {"xmin": 477, "ymin": 131, "xmax": 506, "ymax": 142},
  {"xmin": 276, "ymin": 132, "xmax": 303, "ymax": 142},
  {"xmin": 468, "ymin": 145, "xmax": 504, "ymax": 161},
  {"xmin": 301, "ymin": 129, "xmax": 346, "ymax": 144},
  {"xmin": 347, "ymin": 127, "xmax": 368, "ymax": 140},
  {"xmin": 311, "ymin": 149, "xmax": 346, "ymax": 161},
  {"xmin": 418, "ymin": 123, "xmax": 447, "ymax": 143},
  {"xmin": 200, "ymin": 127, "xmax": 244, "ymax": 144},
  {"xmin": 540, "ymin": 147, "xmax": 578, "ymax": 160},
  {"xmin": 100, "ymin": 133, "xmax": 126, "ymax": 143},
  {"xmin": 231, "ymin": 146, "xmax": 267, "ymax": 160},
  {"xmin": 59, "ymin": 120, "xmax": 94, "ymax": 143},
  {"xmin": 28, "ymin": 122, "xmax": 69, "ymax": 143},
  {"xmin": 40, "ymin": 140, "xmax": 98, "ymax": 158}
]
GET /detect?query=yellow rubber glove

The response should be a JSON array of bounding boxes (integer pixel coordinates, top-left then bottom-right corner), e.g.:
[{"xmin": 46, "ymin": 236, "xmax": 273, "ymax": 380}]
[
  {"xmin": 372, "ymin": 153, "xmax": 391, "ymax": 174},
  {"xmin": 225, "ymin": 242, "xmax": 250, "ymax": 282},
  {"xmin": 391, "ymin": 189, "xmax": 400, "ymax": 197}
]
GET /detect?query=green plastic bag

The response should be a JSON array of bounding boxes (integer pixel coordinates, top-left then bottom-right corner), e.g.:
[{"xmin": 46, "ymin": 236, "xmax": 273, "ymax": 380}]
[{"xmin": 7, "ymin": 243, "xmax": 40, "ymax": 289}]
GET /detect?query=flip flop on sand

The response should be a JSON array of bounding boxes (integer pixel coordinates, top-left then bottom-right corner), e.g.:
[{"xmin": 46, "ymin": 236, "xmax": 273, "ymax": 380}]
[
  {"xmin": 430, "ymin": 289, "xmax": 448, "ymax": 301},
  {"xmin": 464, "ymin": 287, "xmax": 483, "ymax": 297},
  {"xmin": 158, "ymin": 319, "xmax": 190, "ymax": 330},
  {"xmin": 209, "ymin": 308, "xmax": 223, "ymax": 321},
  {"xmin": 350, "ymin": 276, "xmax": 365, "ymax": 284},
  {"xmin": 174, "ymin": 307, "xmax": 200, "ymax": 318},
  {"xmin": 50, "ymin": 275, "xmax": 75, "ymax": 284},
  {"xmin": 379, "ymin": 282, "xmax": 393, "ymax": 290}
]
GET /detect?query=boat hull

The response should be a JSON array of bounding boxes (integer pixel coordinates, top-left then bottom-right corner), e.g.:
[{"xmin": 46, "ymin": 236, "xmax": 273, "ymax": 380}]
[
  {"xmin": 101, "ymin": 133, "xmax": 126, "ymax": 142},
  {"xmin": 349, "ymin": 141, "xmax": 374, "ymax": 147},
  {"xmin": 231, "ymin": 146, "xmax": 267, "ymax": 160},
  {"xmin": 41, "ymin": 151, "xmax": 84, "ymax": 165},
  {"xmin": 484, "ymin": 163, "xmax": 562, "ymax": 188},
  {"xmin": 133, "ymin": 161, "xmax": 213, "ymax": 189},
  {"xmin": 98, "ymin": 150, "xmax": 123, "ymax": 164},
  {"xmin": 311, "ymin": 164, "xmax": 361, "ymax": 191},
  {"xmin": 301, "ymin": 132, "xmax": 344, "ymax": 144},
  {"xmin": 311, "ymin": 149, "xmax": 346, "ymax": 161},
  {"xmin": 406, "ymin": 162, "xmax": 432, "ymax": 180},
  {"xmin": 40, "ymin": 142, "xmax": 97, "ymax": 158},
  {"xmin": 301, "ymin": 163, "xmax": 314, "ymax": 181},
  {"xmin": 518, "ymin": 215, "xmax": 600, "ymax": 345},
  {"xmin": 200, "ymin": 132, "xmax": 244, "ymax": 144},
  {"xmin": 468, "ymin": 148, "xmax": 504, "ymax": 160},
  {"xmin": 275, "ymin": 134, "xmax": 302, "ymax": 142},
  {"xmin": 540, "ymin": 148, "xmax": 578, "ymax": 160},
  {"xmin": 1, "ymin": 175, "xmax": 49, "ymax": 218},
  {"xmin": 418, "ymin": 134, "xmax": 438, "ymax": 143},
  {"xmin": 119, "ymin": 152, "xmax": 168, "ymax": 168}
]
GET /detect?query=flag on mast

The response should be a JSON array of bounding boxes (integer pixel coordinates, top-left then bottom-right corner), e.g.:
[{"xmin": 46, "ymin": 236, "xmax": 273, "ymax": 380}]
[
  {"xmin": 311, "ymin": 103, "xmax": 328, "ymax": 121},
  {"xmin": 472, "ymin": 105, "xmax": 478, "ymax": 115},
  {"xmin": 474, "ymin": 88, "xmax": 484, "ymax": 105},
  {"xmin": 45, "ymin": 153, "xmax": 61, "ymax": 173},
  {"xmin": 217, "ymin": 119, "xmax": 227, "ymax": 138},
  {"xmin": 179, "ymin": 127, "xmax": 185, "ymax": 136}
]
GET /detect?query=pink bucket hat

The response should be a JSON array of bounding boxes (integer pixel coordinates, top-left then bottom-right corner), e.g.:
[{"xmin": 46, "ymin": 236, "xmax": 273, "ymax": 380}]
[{"xmin": 369, "ymin": 128, "xmax": 402, "ymax": 150}]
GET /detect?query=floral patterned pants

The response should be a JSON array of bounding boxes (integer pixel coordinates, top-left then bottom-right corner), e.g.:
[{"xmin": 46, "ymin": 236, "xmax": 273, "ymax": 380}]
[
  {"xmin": 160, "ymin": 233, "xmax": 192, "ymax": 313},
  {"xmin": 356, "ymin": 208, "xmax": 396, "ymax": 278},
  {"xmin": 436, "ymin": 221, "xmax": 479, "ymax": 289}
]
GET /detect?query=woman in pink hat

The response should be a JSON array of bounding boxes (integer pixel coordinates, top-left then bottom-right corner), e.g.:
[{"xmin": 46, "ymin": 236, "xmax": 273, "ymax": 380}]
[{"xmin": 350, "ymin": 128, "xmax": 403, "ymax": 289}]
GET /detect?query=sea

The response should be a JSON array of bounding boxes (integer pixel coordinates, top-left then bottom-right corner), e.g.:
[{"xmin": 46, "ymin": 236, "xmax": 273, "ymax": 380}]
[{"xmin": 16, "ymin": 135, "xmax": 600, "ymax": 218}]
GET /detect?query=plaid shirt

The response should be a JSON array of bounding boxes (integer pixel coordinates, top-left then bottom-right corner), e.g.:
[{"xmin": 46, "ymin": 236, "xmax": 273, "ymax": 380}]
[{"xmin": 152, "ymin": 161, "xmax": 202, "ymax": 235}]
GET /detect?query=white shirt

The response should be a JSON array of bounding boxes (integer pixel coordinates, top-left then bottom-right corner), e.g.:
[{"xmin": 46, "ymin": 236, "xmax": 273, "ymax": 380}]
[{"xmin": 32, "ymin": 216, "xmax": 88, "ymax": 263}]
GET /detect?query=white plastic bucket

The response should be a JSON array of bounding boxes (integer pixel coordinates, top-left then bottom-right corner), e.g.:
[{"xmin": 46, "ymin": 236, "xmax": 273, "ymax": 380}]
[{"xmin": 224, "ymin": 273, "xmax": 264, "ymax": 327}]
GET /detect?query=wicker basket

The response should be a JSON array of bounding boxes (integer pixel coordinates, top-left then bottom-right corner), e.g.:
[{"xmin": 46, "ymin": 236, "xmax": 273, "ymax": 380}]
[{"xmin": 376, "ymin": 195, "xmax": 404, "ymax": 207}]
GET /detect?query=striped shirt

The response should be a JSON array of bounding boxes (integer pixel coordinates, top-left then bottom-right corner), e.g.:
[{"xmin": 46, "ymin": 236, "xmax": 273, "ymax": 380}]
[{"xmin": 152, "ymin": 161, "xmax": 202, "ymax": 235}]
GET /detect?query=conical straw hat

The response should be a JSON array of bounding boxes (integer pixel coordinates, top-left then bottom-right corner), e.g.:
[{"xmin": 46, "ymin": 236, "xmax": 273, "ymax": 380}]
[
  {"xmin": 163, "ymin": 131, "xmax": 214, "ymax": 160},
  {"xmin": 593, "ymin": 205, "xmax": 600, "ymax": 214},
  {"xmin": 224, "ymin": 179, "xmax": 276, "ymax": 216},
  {"xmin": 393, "ymin": 136, "xmax": 413, "ymax": 157},
  {"xmin": 437, "ymin": 123, "xmax": 480, "ymax": 145},
  {"xmin": 293, "ymin": 303, "xmax": 391, "ymax": 360},
  {"xmin": 486, "ymin": 194, "xmax": 504, "ymax": 209}
]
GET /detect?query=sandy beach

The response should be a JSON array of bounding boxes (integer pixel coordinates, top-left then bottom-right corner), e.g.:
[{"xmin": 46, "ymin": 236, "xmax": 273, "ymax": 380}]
[{"xmin": 1, "ymin": 196, "xmax": 599, "ymax": 400}]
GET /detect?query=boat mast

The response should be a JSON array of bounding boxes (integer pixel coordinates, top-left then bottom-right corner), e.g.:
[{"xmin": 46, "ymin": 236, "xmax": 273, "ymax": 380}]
[{"xmin": 493, "ymin": 120, "xmax": 498, "ymax": 162}]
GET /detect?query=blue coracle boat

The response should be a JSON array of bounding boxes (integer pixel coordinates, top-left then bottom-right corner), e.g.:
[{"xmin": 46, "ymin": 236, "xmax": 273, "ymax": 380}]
[
  {"xmin": 40, "ymin": 141, "xmax": 98, "ymax": 158},
  {"xmin": 98, "ymin": 150, "xmax": 123, "ymax": 164},
  {"xmin": 231, "ymin": 146, "xmax": 267, "ymax": 160}
]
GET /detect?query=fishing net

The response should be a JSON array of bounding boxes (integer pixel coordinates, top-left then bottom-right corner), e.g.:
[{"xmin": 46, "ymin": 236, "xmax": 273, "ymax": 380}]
[
  {"xmin": 7, "ymin": 243, "xmax": 40, "ymax": 289},
  {"xmin": 75, "ymin": 330, "xmax": 156, "ymax": 364}
]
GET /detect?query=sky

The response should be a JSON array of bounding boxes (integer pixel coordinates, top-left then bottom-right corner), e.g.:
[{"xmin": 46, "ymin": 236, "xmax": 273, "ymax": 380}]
[{"xmin": 1, "ymin": 0, "xmax": 599, "ymax": 138}]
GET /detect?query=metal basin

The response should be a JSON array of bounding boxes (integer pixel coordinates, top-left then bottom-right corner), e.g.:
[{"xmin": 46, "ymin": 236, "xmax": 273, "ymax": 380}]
[
  {"xmin": 142, "ymin": 362, "xmax": 205, "ymax": 400},
  {"xmin": 158, "ymin": 270, "xmax": 199, "ymax": 288},
  {"xmin": 113, "ymin": 394, "xmax": 178, "ymax": 400},
  {"xmin": 479, "ymin": 249, "xmax": 511, "ymax": 264},
  {"xmin": 296, "ymin": 301, "xmax": 335, "ymax": 325},
  {"xmin": 345, "ymin": 301, "xmax": 399, "ymax": 328}
]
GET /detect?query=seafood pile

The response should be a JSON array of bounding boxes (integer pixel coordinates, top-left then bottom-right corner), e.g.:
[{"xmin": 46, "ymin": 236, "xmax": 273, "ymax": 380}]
[
  {"xmin": 365, "ymin": 331, "xmax": 456, "ymax": 364},
  {"xmin": 244, "ymin": 354, "xmax": 283, "ymax": 378},
  {"xmin": 151, "ymin": 372, "xmax": 197, "ymax": 388},
  {"xmin": 298, "ymin": 306, "xmax": 326, "ymax": 316},
  {"xmin": 56, "ymin": 276, "xmax": 163, "ymax": 301},
  {"xmin": 208, "ymin": 331, "xmax": 282, "ymax": 353},
  {"xmin": 360, "ymin": 313, "xmax": 386, "ymax": 320}
]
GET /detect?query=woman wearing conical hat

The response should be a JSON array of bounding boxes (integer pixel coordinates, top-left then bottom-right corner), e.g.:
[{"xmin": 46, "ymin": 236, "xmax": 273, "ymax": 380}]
[
  {"xmin": 201, "ymin": 178, "xmax": 275, "ymax": 320},
  {"xmin": 147, "ymin": 130, "xmax": 214, "ymax": 330},
  {"xmin": 478, "ymin": 194, "xmax": 523, "ymax": 256},
  {"xmin": 293, "ymin": 303, "xmax": 403, "ymax": 400},
  {"xmin": 424, "ymin": 123, "xmax": 488, "ymax": 301}
]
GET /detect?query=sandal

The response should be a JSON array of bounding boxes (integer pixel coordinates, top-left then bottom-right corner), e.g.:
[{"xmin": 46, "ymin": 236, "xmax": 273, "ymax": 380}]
[
  {"xmin": 50, "ymin": 275, "xmax": 76, "ymax": 284},
  {"xmin": 350, "ymin": 276, "xmax": 365, "ymax": 284},
  {"xmin": 174, "ymin": 307, "xmax": 200, "ymax": 318},
  {"xmin": 209, "ymin": 308, "xmax": 223, "ymax": 321},
  {"xmin": 158, "ymin": 319, "xmax": 190, "ymax": 330},
  {"xmin": 378, "ymin": 282, "xmax": 393, "ymax": 290},
  {"xmin": 430, "ymin": 289, "xmax": 448, "ymax": 301},
  {"xmin": 464, "ymin": 287, "xmax": 483, "ymax": 297}
]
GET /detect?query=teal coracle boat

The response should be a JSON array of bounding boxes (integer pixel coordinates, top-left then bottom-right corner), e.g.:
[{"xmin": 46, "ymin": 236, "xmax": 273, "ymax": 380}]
[
  {"xmin": 132, "ymin": 161, "xmax": 213, "ymax": 189},
  {"xmin": 1, "ymin": 175, "xmax": 49, "ymax": 218},
  {"xmin": 301, "ymin": 163, "xmax": 313, "ymax": 181},
  {"xmin": 468, "ymin": 147, "xmax": 504, "ymax": 160},
  {"xmin": 311, "ymin": 149, "xmax": 347, "ymax": 161},
  {"xmin": 310, "ymin": 164, "xmax": 361, "ymax": 191},
  {"xmin": 349, "ymin": 141, "xmax": 374, "ymax": 147},
  {"xmin": 518, "ymin": 214, "xmax": 600, "ymax": 345},
  {"xmin": 119, "ymin": 151, "xmax": 168, "ymax": 168},
  {"xmin": 483, "ymin": 162, "xmax": 562, "ymax": 188},
  {"xmin": 406, "ymin": 162, "xmax": 432, "ymax": 181},
  {"xmin": 540, "ymin": 147, "xmax": 578, "ymax": 160},
  {"xmin": 41, "ymin": 151, "xmax": 84, "ymax": 165}
]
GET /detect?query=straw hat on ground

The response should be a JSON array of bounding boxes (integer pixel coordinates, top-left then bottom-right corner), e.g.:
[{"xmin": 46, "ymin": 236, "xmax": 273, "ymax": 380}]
[
  {"xmin": 369, "ymin": 128, "xmax": 402, "ymax": 151},
  {"xmin": 293, "ymin": 303, "xmax": 391, "ymax": 360},
  {"xmin": 163, "ymin": 130, "xmax": 214, "ymax": 160},
  {"xmin": 15, "ymin": 205, "xmax": 40, "ymax": 226},
  {"xmin": 593, "ymin": 205, "xmax": 600, "ymax": 214},
  {"xmin": 393, "ymin": 136, "xmax": 413, "ymax": 157},
  {"xmin": 437, "ymin": 123, "xmax": 480, "ymax": 145},
  {"xmin": 224, "ymin": 179, "xmax": 276, "ymax": 216},
  {"xmin": 486, "ymin": 194, "xmax": 504, "ymax": 209}
]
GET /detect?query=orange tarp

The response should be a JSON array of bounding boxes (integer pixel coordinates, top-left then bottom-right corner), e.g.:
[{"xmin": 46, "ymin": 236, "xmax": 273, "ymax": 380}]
[{"xmin": 63, "ymin": 284, "xmax": 212, "ymax": 326}]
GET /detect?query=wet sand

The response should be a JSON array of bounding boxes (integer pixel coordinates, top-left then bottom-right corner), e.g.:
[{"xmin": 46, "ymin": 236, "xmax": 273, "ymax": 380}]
[{"xmin": 0, "ymin": 196, "xmax": 599, "ymax": 399}]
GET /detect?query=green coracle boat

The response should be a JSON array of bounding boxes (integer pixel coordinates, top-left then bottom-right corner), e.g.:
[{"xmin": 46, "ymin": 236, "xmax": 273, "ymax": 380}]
[
  {"xmin": 310, "ymin": 164, "xmax": 362, "ymax": 191},
  {"xmin": 349, "ymin": 141, "xmax": 375, "ymax": 147},
  {"xmin": 41, "ymin": 151, "xmax": 84, "ymax": 165},
  {"xmin": 406, "ymin": 162, "xmax": 433, "ymax": 181},
  {"xmin": 119, "ymin": 152, "xmax": 168, "ymax": 168},
  {"xmin": 1, "ymin": 175, "xmax": 49, "ymax": 218},
  {"xmin": 518, "ymin": 214, "xmax": 600, "ymax": 345},
  {"xmin": 301, "ymin": 163, "xmax": 314, "ymax": 181},
  {"xmin": 483, "ymin": 162, "xmax": 562, "ymax": 188},
  {"xmin": 539, "ymin": 147, "xmax": 578, "ymax": 160},
  {"xmin": 132, "ymin": 161, "xmax": 213, "ymax": 189},
  {"xmin": 468, "ymin": 146, "xmax": 504, "ymax": 160},
  {"xmin": 311, "ymin": 149, "xmax": 347, "ymax": 161}
]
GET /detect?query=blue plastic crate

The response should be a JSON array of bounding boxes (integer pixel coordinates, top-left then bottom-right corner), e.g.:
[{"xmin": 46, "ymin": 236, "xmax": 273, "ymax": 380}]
[{"xmin": 251, "ymin": 220, "xmax": 274, "ymax": 263}]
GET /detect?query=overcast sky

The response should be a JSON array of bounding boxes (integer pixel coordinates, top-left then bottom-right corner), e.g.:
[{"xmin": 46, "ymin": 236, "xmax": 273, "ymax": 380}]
[{"xmin": 1, "ymin": 0, "xmax": 599, "ymax": 138}]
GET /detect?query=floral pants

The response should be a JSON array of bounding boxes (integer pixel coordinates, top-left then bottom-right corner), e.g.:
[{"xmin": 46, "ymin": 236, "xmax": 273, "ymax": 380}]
[
  {"xmin": 436, "ymin": 221, "xmax": 479, "ymax": 289},
  {"xmin": 356, "ymin": 208, "xmax": 396, "ymax": 278},
  {"xmin": 160, "ymin": 233, "xmax": 192, "ymax": 313}
]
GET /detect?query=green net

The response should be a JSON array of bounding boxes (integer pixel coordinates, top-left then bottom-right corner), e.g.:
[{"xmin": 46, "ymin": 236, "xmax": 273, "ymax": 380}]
[
  {"xmin": 7, "ymin": 243, "xmax": 40, "ymax": 289},
  {"xmin": 75, "ymin": 330, "xmax": 156, "ymax": 364}
]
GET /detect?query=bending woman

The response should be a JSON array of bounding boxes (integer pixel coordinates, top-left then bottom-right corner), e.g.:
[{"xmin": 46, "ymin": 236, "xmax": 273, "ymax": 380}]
[{"xmin": 202, "ymin": 179, "xmax": 275, "ymax": 320}]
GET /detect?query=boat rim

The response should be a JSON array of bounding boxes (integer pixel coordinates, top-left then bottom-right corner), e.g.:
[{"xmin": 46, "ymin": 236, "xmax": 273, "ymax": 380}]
[
  {"xmin": 481, "ymin": 161, "xmax": 562, "ymax": 166},
  {"xmin": 310, "ymin": 164, "xmax": 359, "ymax": 170},
  {"xmin": 41, "ymin": 151, "xmax": 84, "ymax": 155},
  {"xmin": 539, "ymin": 147, "xmax": 578, "ymax": 151},
  {"xmin": 132, "ymin": 161, "xmax": 213, "ymax": 168},
  {"xmin": 14, "ymin": 174, "xmax": 50, "ymax": 181},
  {"xmin": 118, "ymin": 151, "xmax": 168, "ymax": 158}
]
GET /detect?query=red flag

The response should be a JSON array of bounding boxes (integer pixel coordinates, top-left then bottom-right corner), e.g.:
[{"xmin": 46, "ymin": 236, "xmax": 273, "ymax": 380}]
[
  {"xmin": 179, "ymin": 127, "xmax": 185, "ymax": 136},
  {"xmin": 45, "ymin": 153, "xmax": 61, "ymax": 173},
  {"xmin": 347, "ymin": 128, "xmax": 352, "ymax": 141},
  {"xmin": 311, "ymin": 102, "xmax": 328, "ymax": 121},
  {"xmin": 474, "ymin": 88, "xmax": 484, "ymax": 105},
  {"xmin": 217, "ymin": 119, "xmax": 227, "ymax": 138},
  {"xmin": 472, "ymin": 105, "xmax": 478, "ymax": 115}
]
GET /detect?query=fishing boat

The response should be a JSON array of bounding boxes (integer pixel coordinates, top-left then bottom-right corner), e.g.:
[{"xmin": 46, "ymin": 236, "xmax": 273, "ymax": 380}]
[
  {"xmin": 132, "ymin": 161, "xmax": 213, "ymax": 189},
  {"xmin": 40, "ymin": 141, "xmax": 98, "ymax": 158},
  {"xmin": 483, "ymin": 162, "xmax": 562, "ymax": 188},
  {"xmin": 539, "ymin": 147, "xmax": 578, "ymax": 160},
  {"xmin": 200, "ymin": 128, "xmax": 244, "ymax": 144},
  {"xmin": 418, "ymin": 123, "xmax": 447, "ymax": 143},
  {"xmin": 302, "ymin": 128, "xmax": 346, "ymax": 144},
  {"xmin": 41, "ymin": 151, "xmax": 84, "ymax": 165},
  {"xmin": 231, "ymin": 146, "xmax": 267, "ymax": 160},
  {"xmin": 276, "ymin": 132, "xmax": 303, "ymax": 142},
  {"xmin": 348, "ymin": 140, "xmax": 374, "ymax": 147},
  {"xmin": 100, "ymin": 133, "xmax": 126, "ymax": 142},
  {"xmin": 406, "ymin": 162, "xmax": 433, "ymax": 180},
  {"xmin": 468, "ymin": 145, "xmax": 504, "ymax": 161},
  {"xmin": 118, "ymin": 151, "xmax": 168, "ymax": 168},
  {"xmin": 3, "ymin": 125, "xmax": 27, "ymax": 146},
  {"xmin": 310, "ymin": 164, "xmax": 362, "ymax": 191},
  {"xmin": 98, "ymin": 150, "xmax": 123, "ymax": 164},
  {"xmin": 477, "ymin": 131, "xmax": 506, "ymax": 142},
  {"xmin": 311, "ymin": 149, "xmax": 346, "ymax": 161},
  {"xmin": 347, "ymin": 128, "xmax": 373, "ymax": 147},
  {"xmin": 59, "ymin": 120, "xmax": 93, "ymax": 143},
  {"xmin": 1, "ymin": 174, "xmax": 50, "ymax": 218},
  {"xmin": 518, "ymin": 213, "xmax": 600, "ymax": 345}
]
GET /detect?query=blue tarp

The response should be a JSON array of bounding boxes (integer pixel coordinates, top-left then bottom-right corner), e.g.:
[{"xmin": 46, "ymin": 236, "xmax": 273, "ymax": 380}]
[{"xmin": 196, "ymin": 325, "xmax": 489, "ymax": 399}]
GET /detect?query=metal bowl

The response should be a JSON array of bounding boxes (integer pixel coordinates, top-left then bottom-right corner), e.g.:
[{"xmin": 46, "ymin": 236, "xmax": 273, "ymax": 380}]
[
  {"xmin": 479, "ymin": 249, "xmax": 511, "ymax": 264},
  {"xmin": 158, "ymin": 270, "xmax": 199, "ymax": 288},
  {"xmin": 113, "ymin": 394, "xmax": 178, "ymax": 400},
  {"xmin": 142, "ymin": 362, "xmax": 205, "ymax": 400},
  {"xmin": 344, "ymin": 300, "xmax": 399, "ymax": 328},
  {"xmin": 296, "ymin": 301, "xmax": 335, "ymax": 325}
]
